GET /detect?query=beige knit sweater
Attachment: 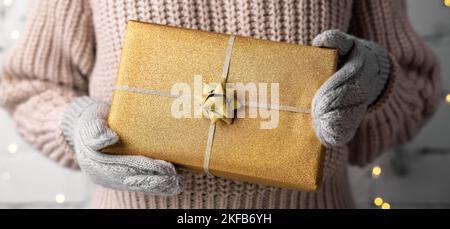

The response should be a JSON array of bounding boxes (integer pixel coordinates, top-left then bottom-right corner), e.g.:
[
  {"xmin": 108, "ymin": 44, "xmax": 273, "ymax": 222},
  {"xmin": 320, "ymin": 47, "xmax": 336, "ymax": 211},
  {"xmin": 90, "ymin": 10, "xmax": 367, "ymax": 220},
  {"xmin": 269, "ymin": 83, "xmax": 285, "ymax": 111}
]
[{"xmin": 0, "ymin": 0, "xmax": 440, "ymax": 209}]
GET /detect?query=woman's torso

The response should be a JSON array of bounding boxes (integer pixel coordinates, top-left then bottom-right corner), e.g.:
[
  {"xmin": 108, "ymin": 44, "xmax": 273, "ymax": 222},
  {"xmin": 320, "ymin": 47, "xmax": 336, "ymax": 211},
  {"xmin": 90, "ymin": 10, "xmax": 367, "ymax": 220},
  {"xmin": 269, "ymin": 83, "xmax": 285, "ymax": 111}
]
[{"xmin": 87, "ymin": 0, "xmax": 354, "ymax": 209}]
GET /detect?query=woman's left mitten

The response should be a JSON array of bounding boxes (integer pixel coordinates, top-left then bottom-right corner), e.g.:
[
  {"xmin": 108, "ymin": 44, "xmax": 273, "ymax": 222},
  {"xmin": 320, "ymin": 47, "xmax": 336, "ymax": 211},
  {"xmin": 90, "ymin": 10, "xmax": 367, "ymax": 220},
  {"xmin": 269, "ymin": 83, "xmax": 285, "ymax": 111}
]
[{"xmin": 312, "ymin": 30, "xmax": 391, "ymax": 148}]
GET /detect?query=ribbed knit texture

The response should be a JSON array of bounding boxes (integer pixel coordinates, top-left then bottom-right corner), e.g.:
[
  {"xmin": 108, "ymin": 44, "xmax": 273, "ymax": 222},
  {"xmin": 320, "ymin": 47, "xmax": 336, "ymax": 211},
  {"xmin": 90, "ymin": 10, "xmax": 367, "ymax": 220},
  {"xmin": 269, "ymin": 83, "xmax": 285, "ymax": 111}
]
[{"xmin": 0, "ymin": 0, "xmax": 441, "ymax": 209}]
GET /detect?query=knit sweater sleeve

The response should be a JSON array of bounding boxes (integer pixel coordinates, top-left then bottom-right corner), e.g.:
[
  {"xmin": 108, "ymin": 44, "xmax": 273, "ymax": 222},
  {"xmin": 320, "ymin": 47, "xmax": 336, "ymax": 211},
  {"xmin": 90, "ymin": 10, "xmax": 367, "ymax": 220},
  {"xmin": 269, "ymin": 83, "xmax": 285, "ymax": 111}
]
[
  {"xmin": 0, "ymin": 0, "xmax": 95, "ymax": 169},
  {"xmin": 346, "ymin": 0, "xmax": 441, "ymax": 166}
]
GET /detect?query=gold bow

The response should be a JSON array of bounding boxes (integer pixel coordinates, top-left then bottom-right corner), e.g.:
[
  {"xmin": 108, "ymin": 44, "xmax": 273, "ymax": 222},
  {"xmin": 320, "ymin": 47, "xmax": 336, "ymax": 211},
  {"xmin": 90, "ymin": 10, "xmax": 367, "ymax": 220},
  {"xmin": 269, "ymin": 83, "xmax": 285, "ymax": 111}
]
[{"xmin": 195, "ymin": 81, "xmax": 241, "ymax": 125}]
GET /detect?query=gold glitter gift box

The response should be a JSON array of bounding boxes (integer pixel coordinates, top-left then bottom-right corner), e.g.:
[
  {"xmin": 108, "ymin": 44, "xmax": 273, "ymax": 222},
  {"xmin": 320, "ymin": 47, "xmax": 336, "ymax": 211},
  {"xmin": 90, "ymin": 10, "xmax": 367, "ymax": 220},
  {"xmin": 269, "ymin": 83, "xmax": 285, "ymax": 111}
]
[{"xmin": 104, "ymin": 21, "xmax": 338, "ymax": 192}]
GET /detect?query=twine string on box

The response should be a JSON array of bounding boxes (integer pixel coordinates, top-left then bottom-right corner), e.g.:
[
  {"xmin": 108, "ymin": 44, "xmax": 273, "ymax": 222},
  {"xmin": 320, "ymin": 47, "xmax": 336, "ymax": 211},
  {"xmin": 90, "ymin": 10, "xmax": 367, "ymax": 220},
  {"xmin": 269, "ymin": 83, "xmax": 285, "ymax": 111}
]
[{"xmin": 114, "ymin": 35, "xmax": 311, "ymax": 176}]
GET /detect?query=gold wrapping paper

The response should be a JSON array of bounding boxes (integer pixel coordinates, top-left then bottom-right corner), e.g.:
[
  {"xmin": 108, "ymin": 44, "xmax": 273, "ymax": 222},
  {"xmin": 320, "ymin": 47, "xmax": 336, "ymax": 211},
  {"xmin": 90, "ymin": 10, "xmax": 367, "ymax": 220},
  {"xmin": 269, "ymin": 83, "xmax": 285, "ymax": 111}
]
[{"xmin": 105, "ymin": 21, "xmax": 338, "ymax": 191}]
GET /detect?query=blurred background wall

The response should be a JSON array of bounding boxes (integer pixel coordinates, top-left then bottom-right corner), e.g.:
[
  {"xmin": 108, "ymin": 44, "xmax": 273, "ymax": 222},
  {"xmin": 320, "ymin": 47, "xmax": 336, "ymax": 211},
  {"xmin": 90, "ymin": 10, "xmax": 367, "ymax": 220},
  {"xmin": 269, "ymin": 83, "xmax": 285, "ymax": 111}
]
[{"xmin": 0, "ymin": 0, "xmax": 449, "ymax": 209}]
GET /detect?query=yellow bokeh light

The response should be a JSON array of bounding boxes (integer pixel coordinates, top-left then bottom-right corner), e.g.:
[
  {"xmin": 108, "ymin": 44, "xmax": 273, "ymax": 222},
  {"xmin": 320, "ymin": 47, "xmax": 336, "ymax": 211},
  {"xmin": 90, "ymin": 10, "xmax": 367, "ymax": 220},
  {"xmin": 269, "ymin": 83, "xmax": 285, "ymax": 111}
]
[
  {"xmin": 381, "ymin": 202, "xmax": 391, "ymax": 209},
  {"xmin": 374, "ymin": 197, "xmax": 383, "ymax": 206},
  {"xmin": 10, "ymin": 30, "xmax": 20, "ymax": 40},
  {"xmin": 445, "ymin": 0, "xmax": 450, "ymax": 7},
  {"xmin": 55, "ymin": 194, "xmax": 65, "ymax": 204},
  {"xmin": 7, "ymin": 143, "xmax": 18, "ymax": 154},
  {"xmin": 446, "ymin": 94, "xmax": 450, "ymax": 103},
  {"xmin": 3, "ymin": 0, "xmax": 13, "ymax": 7},
  {"xmin": 372, "ymin": 166, "xmax": 382, "ymax": 177}
]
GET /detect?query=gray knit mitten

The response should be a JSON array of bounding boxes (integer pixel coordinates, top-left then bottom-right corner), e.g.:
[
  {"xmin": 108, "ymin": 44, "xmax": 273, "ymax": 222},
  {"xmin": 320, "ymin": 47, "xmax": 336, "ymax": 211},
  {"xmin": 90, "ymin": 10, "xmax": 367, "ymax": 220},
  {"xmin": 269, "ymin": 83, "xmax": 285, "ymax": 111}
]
[
  {"xmin": 62, "ymin": 97, "xmax": 183, "ymax": 195},
  {"xmin": 312, "ymin": 30, "xmax": 391, "ymax": 147}
]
